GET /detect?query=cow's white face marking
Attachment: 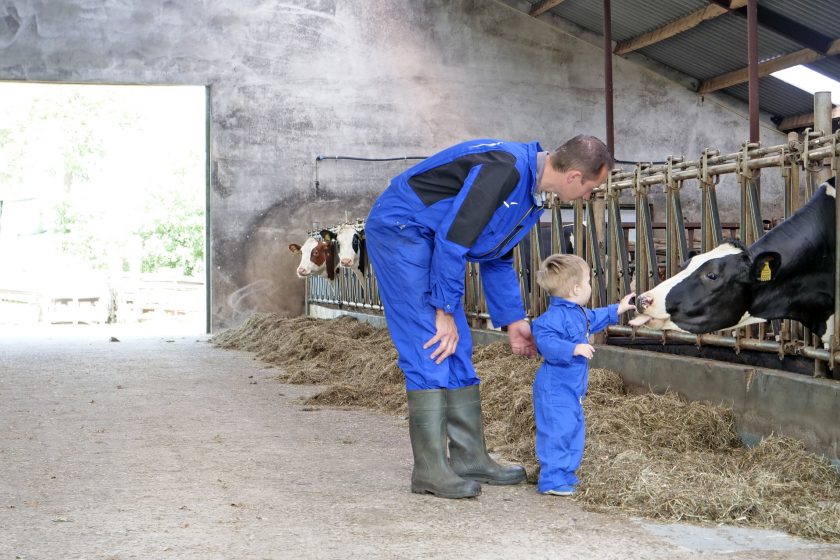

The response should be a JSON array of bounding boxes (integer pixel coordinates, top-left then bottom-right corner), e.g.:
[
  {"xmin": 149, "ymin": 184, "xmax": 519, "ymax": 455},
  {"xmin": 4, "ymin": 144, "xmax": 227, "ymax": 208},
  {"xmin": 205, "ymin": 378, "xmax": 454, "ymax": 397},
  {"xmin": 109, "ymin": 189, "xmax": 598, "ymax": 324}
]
[
  {"xmin": 827, "ymin": 185, "xmax": 836, "ymax": 199},
  {"xmin": 295, "ymin": 237, "xmax": 322, "ymax": 277},
  {"xmin": 629, "ymin": 243, "xmax": 746, "ymax": 331},
  {"xmin": 336, "ymin": 224, "xmax": 360, "ymax": 268},
  {"xmin": 822, "ymin": 314, "xmax": 836, "ymax": 348},
  {"xmin": 729, "ymin": 311, "xmax": 767, "ymax": 330}
]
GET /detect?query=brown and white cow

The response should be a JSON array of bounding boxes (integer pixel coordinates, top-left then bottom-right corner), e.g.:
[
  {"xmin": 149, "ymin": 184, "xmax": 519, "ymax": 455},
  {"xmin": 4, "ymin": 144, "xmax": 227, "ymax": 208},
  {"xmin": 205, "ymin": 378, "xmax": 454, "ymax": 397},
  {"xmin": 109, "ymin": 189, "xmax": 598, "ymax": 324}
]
[
  {"xmin": 288, "ymin": 229, "xmax": 337, "ymax": 280},
  {"xmin": 630, "ymin": 178, "xmax": 836, "ymax": 343}
]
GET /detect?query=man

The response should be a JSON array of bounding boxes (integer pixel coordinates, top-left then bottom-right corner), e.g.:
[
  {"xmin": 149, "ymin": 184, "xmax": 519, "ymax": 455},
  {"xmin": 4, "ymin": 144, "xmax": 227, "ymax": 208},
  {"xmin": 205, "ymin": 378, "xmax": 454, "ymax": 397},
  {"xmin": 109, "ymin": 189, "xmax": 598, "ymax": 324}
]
[{"xmin": 365, "ymin": 135, "xmax": 613, "ymax": 499}]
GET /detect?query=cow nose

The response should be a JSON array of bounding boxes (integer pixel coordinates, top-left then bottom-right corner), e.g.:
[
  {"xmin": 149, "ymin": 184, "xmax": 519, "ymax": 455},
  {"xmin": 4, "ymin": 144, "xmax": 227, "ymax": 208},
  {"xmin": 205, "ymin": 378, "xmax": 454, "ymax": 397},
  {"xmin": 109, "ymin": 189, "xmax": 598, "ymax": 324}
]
[
  {"xmin": 297, "ymin": 268, "xmax": 308, "ymax": 276},
  {"xmin": 636, "ymin": 294, "xmax": 652, "ymax": 313},
  {"xmin": 340, "ymin": 258, "xmax": 352, "ymax": 266}
]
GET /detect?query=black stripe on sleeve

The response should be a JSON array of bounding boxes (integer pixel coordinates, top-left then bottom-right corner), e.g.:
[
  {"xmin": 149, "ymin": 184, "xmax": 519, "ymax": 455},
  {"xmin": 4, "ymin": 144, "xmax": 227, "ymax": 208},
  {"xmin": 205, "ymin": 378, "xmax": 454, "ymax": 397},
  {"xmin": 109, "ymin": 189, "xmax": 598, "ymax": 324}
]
[
  {"xmin": 408, "ymin": 150, "xmax": 517, "ymax": 206},
  {"xmin": 446, "ymin": 162, "xmax": 521, "ymax": 248}
]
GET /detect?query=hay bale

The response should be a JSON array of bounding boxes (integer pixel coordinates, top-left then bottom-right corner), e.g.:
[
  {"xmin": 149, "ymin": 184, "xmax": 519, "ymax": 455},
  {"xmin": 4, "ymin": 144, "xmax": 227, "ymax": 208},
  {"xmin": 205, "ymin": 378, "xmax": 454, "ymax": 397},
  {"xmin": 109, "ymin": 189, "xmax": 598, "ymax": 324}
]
[{"xmin": 214, "ymin": 313, "xmax": 840, "ymax": 542}]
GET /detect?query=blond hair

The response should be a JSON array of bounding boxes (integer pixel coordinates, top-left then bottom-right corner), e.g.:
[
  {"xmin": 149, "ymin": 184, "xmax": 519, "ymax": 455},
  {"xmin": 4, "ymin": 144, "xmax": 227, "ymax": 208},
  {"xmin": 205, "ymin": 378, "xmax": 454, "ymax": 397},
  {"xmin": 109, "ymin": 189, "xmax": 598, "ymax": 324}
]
[{"xmin": 536, "ymin": 253, "xmax": 589, "ymax": 297}]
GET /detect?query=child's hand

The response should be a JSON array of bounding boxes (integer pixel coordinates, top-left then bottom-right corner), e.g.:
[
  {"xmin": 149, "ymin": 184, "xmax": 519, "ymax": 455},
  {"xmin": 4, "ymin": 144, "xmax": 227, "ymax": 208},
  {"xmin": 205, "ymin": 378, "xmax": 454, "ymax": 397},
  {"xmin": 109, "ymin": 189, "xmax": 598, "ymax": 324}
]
[
  {"xmin": 573, "ymin": 343, "xmax": 595, "ymax": 359},
  {"xmin": 618, "ymin": 292, "xmax": 637, "ymax": 315}
]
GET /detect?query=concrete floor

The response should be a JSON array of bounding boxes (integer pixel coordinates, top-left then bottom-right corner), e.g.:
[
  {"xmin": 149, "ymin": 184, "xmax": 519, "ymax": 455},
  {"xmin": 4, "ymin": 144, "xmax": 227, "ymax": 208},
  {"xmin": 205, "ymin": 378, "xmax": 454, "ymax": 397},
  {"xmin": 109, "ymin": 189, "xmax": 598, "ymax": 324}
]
[{"xmin": 2, "ymin": 325, "xmax": 839, "ymax": 560}]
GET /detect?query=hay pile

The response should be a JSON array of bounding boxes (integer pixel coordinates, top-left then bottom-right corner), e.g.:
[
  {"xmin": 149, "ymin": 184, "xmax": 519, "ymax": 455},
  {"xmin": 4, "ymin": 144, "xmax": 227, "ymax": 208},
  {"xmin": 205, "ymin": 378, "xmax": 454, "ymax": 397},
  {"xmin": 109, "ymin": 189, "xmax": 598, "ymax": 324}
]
[{"xmin": 215, "ymin": 313, "xmax": 840, "ymax": 541}]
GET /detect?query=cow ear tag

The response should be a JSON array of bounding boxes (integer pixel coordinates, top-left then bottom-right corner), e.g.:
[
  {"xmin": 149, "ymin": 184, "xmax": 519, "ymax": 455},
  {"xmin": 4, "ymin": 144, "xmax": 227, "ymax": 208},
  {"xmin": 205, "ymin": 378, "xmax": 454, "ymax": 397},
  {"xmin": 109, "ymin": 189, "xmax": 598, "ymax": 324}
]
[{"xmin": 759, "ymin": 261, "xmax": 772, "ymax": 282}]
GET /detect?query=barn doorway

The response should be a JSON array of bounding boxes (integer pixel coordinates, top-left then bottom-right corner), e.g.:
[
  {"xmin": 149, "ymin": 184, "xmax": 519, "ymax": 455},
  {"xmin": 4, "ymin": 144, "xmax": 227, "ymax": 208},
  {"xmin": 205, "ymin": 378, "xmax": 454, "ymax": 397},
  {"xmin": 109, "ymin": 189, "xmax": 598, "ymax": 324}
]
[{"xmin": 0, "ymin": 83, "xmax": 208, "ymax": 334}]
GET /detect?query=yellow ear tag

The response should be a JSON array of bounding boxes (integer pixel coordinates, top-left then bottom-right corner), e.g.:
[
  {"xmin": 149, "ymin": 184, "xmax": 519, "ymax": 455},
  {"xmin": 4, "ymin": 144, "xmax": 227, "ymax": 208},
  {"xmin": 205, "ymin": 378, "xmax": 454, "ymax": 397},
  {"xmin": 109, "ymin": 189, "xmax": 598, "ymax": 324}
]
[{"xmin": 759, "ymin": 261, "xmax": 772, "ymax": 282}]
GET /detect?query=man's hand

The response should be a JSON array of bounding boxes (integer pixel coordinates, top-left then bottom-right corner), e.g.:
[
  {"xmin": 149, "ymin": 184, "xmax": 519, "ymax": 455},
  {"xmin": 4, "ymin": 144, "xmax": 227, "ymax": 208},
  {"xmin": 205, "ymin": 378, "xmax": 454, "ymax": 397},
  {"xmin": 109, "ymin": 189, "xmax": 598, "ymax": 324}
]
[
  {"xmin": 573, "ymin": 343, "xmax": 595, "ymax": 359},
  {"xmin": 424, "ymin": 309, "xmax": 459, "ymax": 364},
  {"xmin": 507, "ymin": 319, "xmax": 537, "ymax": 358},
  {"xmin": 618, "ymin": 292, "xmax": 637, "ymax": 315}
]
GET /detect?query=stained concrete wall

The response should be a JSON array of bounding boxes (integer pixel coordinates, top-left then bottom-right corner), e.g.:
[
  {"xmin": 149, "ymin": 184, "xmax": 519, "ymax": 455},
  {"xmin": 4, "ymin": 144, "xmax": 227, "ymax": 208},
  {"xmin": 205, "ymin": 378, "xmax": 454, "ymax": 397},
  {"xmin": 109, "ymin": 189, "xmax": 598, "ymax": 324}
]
[{"xmin": 0, "ymin": 0, "xmax": 786, "ymax": 330}]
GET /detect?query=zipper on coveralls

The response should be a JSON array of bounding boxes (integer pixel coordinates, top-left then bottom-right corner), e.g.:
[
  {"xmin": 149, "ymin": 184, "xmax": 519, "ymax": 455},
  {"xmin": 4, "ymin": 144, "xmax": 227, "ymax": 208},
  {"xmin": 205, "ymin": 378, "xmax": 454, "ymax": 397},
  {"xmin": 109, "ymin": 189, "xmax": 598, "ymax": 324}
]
[{"xmin": 471, "ymin": 203, "xmax": 537, "ymax": 259}]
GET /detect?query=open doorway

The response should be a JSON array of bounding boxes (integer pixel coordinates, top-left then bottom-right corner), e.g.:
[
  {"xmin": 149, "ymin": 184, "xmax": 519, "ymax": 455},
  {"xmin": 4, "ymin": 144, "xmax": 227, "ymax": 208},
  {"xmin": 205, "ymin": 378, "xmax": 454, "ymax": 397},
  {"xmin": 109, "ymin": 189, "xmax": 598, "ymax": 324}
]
[{"xmin": 0, "ymin": 82, "xmax": 208, "ymax": 334}]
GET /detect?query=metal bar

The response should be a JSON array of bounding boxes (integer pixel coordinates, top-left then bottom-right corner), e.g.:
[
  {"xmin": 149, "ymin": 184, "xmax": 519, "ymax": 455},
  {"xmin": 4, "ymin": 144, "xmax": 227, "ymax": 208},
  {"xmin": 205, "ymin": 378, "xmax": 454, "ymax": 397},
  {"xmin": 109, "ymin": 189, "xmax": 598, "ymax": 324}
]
[
  {"xmin": 707, "ymin": 183, "xmax": 725, "ymax": 246},
  {"xmin": 610, "ymin": 194, "xmax": 632, "ymax": 297},
  {"xmin": 599, "ymin": 141, "xmax": 839, "ymax": 193},
  {"xmin": 747, "ymin": 178, "xmax": 764, "ymax": 241},
  {"xmin": 530, "ymin": 226, "xmax": 546, "ymax": 317},
  {"xmin": 815, "ymin": 92, "xmax": 834, "ymax": 184},
  {"xmin": 586, "ymin": 201, "xmax": 608, "ymax": 306},
  {"xmin": 671, "ymin": 185, "xmax": 690, "ymax": 262},
  {"xmin": 603, "ymin": 0, "xmax": 614, "ymax": 155},
  {"xmin": 665, "ymin": 179, "xmax": 675, "ymax": 278},
  {"xmin": 606, "ymin": 177, "xmax": 626, "ymax": 302},
  {"xmin": 512, "ymin": 245, "xmax": 528, "ymax": 317},
  {"xmin": 640, "ymin": 193, "xmax": 659, "ymax": 287},
  {"xmin": 747, "ymin": 0, "xmax": 759, "ymax": 143},
  {"xmin": 607, "ymin": 325, "xmax": 838, "ymax": 363},
  {"xmin": 740, "ymin": 175, "xmax": 750, "ymax": 244},
  {"xmin": 634, "ymin": 169, "xmax": 648, "ymax": 295},
  {"xmin": 574, "ymin": 200, "xmax": 585, "ymax": 259},
  {"xmin": 551, "ymin": 205, "xmax": 565, "ymax": 254}
]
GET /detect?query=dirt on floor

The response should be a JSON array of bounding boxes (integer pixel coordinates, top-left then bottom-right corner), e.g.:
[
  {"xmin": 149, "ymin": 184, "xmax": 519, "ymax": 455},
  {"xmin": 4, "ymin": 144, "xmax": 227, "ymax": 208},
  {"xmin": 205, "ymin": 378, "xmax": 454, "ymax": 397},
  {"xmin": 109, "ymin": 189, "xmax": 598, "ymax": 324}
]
[{"xmin": 2, "ymin": 323, "xmax": 840, "ymax": 559}]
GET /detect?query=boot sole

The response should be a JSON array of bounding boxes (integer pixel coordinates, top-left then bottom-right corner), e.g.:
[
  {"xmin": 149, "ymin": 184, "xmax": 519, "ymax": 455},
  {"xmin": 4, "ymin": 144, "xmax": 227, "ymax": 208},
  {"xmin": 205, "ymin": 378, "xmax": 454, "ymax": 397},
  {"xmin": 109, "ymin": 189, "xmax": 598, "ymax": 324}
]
[
  {"xmin": 458, "ymin": 473, "xmax": 527, "ymax": 486},
  {"xmin": 411, "ymin": 484, "xmax": 481, "ymax": 499}
]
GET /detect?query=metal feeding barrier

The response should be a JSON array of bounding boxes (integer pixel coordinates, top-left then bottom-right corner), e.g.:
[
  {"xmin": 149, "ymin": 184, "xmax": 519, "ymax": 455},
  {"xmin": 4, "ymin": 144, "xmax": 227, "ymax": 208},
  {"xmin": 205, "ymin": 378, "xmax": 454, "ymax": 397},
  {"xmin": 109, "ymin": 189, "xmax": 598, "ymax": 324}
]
[{"xmin": 306, "ymin": 129, "xmax": 840, "ymax": 377}]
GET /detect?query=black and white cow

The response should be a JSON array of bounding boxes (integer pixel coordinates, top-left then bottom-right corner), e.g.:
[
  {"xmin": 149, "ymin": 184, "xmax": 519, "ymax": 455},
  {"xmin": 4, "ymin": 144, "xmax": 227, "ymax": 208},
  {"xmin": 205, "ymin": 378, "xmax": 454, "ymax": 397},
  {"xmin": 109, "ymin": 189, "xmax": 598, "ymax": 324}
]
[
  {"xmin": 630, "ymin": 178, "xmax": 836, "ymax": 342},
  {"xmin": 334, "ymin": 223, "xmax": 367, "ymax": 283}
]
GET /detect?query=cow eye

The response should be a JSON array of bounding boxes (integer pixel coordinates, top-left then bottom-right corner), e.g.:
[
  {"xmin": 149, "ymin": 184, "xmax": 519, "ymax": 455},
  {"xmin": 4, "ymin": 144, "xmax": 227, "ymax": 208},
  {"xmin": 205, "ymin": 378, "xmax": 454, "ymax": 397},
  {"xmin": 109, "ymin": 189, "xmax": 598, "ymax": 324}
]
[{"xmin": 705, "ymin": 272, "xmax": 718, "ymax": 280}]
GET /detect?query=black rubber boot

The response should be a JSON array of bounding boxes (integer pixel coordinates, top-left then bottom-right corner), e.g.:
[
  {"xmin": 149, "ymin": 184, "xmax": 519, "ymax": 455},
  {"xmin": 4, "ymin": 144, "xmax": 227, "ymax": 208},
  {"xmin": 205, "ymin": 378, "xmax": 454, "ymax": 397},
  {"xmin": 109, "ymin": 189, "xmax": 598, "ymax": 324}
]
[
  {"xmin": 446, "ymin": 384, "xmax": 527, "ymax": 485},
  {"xmin": 407, "ymin": 389, "xmax": 481, "ymax": 499}
]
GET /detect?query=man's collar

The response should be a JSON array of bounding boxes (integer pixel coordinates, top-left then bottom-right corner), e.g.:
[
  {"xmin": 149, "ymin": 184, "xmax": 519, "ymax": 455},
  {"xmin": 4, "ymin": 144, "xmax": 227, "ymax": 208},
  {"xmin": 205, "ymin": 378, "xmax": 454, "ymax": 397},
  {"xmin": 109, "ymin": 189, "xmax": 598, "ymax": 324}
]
[{"xmin": 534, "ymin": 151, "xmax": 550, "ymax": 204}]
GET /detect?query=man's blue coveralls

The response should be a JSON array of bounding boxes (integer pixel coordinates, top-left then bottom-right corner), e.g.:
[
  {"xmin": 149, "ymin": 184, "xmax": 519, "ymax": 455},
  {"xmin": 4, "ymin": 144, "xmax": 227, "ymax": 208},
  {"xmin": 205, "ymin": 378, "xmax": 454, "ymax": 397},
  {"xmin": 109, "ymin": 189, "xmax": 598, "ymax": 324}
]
[
  {"xmin": 532, "ymin": 297, "xmax": 619, "ymax": 492},
  {"xmin": 365, "ymin": 139, "xmax": 544, "ymax": 391}
]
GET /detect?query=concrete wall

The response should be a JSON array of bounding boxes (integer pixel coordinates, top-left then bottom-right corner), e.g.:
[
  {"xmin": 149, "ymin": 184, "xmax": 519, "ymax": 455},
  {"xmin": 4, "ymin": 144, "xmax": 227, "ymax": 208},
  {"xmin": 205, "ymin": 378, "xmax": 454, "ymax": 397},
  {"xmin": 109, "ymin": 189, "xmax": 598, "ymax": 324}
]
[{"xmin": 0, "ymin": 0, "xmax": 786, "ymax": 329}]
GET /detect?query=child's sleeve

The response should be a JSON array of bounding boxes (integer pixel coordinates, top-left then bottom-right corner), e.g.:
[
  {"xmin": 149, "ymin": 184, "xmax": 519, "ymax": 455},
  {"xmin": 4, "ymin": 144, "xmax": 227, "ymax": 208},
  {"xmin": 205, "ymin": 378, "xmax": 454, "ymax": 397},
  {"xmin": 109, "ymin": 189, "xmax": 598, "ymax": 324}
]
[
  {"xmin": 588, "ymin": 303, "xmax": 620, "ymax": 334},
  {"xmin": 533, "ymin": 321, "xmax": 577, "ymax": 364}
]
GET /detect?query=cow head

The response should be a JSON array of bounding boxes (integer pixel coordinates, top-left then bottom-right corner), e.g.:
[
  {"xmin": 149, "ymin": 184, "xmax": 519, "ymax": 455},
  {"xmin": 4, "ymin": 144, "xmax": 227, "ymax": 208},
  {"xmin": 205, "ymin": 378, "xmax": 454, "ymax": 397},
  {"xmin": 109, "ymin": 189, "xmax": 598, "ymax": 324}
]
[
  {"xmin": 288, "ymin": 231, "xmax": 337, "ymax": 280},
  {"xmin": 629, "ymin": 241, "xmax": 778, "ymax": 333},
  {"xmin": 336, "ymin": 224, "xmax": 361, "ymax": 268}
]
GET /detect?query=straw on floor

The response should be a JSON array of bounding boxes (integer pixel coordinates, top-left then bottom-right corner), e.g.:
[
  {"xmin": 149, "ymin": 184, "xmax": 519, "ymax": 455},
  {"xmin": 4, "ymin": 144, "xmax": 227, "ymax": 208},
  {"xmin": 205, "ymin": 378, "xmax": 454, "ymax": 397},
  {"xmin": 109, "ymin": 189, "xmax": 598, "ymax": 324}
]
[{"xmin": 215, "ymin": 313, "xmax": 840, "ymax": 541}]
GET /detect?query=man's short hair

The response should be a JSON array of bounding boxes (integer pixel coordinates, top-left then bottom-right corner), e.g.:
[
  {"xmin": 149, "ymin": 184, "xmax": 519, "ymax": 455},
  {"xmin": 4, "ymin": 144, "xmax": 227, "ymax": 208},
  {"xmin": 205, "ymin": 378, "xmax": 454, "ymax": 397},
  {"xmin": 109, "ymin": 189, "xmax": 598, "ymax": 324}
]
[
  {"xmin": 550, "ymin": 135, "xmax": 614, "ymax": 181},
  {"xmin": 536, "ymin": 253, "xmax": 589, "ymax": 297}
]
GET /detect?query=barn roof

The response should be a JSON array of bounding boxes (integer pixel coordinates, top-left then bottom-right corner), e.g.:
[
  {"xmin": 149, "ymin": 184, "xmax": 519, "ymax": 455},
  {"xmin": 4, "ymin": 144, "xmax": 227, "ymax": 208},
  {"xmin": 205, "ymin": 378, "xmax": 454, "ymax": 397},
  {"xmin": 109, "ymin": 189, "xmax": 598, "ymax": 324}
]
[{"xmin": 511, "ymin": 0, "xmax": 840, "ymax": 131}]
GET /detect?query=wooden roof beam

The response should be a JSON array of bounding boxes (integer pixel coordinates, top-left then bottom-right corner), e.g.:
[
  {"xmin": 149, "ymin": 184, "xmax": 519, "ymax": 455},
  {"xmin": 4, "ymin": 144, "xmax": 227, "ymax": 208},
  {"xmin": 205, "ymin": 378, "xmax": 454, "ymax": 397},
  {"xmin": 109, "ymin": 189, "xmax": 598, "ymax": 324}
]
[
  {"xmin": 614, "ymin": 0, "xmax": 746, "ymax": 56},
  {"xmin": 698, "ymin": 38, "xmax": 840, "ymax": 94},
  {"xmin": 529, "ymin": 0, "xmax": 568, "ymax": 18},
  {"xmin": 777, "ymin": 106, "xmax": 840, "ymax": 132}
]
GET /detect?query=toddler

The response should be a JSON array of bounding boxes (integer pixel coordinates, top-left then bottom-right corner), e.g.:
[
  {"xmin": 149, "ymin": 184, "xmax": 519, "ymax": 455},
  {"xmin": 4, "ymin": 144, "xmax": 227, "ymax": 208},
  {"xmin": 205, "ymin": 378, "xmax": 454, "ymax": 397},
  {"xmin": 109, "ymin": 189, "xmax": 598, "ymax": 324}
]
[{"xmin": 531, "ymin": 253, "xmax": 635, "ymax": 495}]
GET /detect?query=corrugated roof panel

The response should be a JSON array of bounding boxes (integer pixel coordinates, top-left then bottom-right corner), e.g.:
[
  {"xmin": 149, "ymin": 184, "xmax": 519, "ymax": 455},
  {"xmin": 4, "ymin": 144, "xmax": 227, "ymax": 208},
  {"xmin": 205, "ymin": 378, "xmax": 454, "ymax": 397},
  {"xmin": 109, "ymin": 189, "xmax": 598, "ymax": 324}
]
[
  {"xmin": 636, "ymin": 14, "xmax": 803, "ymax": 80},
  {"xmin": 541, "ymin": 0, "xmax": 708, "ymax": 42},
  {"xmin": 759, "ymin": 0, "xmax": 840, "ymax": 45},
  {"xmin": 806, "ymin": 58, "xmax": 840, "ymax": 90},
  {"xmin": 723, "ymin": 77, "xmax": 816, "ymax": 118},
  {"xmin": 522, "ymin": 0, "xmax": 840, "ymax": 120}
]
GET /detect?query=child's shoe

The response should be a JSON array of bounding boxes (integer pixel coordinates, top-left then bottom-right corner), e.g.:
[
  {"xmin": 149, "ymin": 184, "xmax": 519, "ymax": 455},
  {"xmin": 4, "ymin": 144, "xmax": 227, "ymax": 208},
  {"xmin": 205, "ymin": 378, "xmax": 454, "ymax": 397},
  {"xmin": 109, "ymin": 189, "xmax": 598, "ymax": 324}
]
[{"xmin": 541, "ymin": 484, "xmax": 576, "ymax": 496}]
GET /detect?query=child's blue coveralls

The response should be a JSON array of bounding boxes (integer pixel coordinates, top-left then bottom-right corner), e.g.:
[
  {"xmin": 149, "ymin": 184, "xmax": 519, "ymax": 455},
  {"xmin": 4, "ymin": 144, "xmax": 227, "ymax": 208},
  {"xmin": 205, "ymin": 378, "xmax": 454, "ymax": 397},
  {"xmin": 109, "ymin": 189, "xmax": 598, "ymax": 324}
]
[
  {"xmin": 532, "ymin": 297, "xmax": 619, "ymax": 492},
  {"xmin": 365, "ymin": 139, "xmax": 545, "ymax": 391}
]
